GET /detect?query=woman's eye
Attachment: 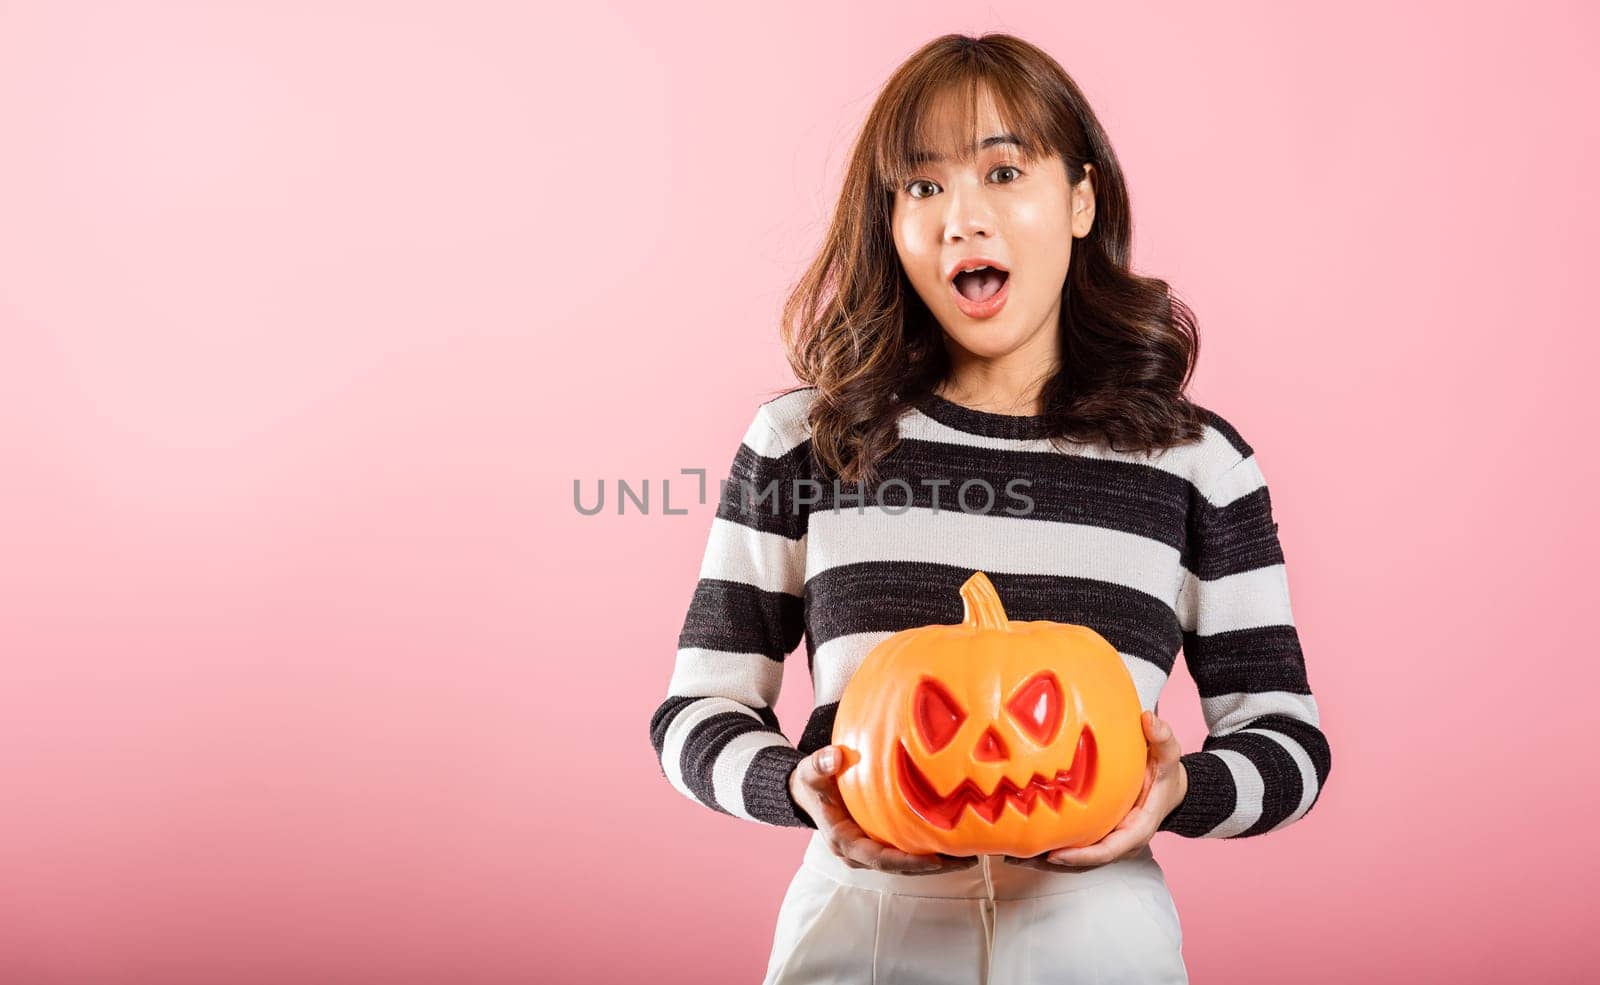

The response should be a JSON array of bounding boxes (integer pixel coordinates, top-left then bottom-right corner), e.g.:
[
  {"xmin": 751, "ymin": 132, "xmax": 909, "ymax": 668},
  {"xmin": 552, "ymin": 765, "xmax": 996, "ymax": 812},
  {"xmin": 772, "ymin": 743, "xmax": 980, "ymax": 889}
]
[{"xmin": 905, "ymin": 167, "xmax": 1021, "ymax": 199}]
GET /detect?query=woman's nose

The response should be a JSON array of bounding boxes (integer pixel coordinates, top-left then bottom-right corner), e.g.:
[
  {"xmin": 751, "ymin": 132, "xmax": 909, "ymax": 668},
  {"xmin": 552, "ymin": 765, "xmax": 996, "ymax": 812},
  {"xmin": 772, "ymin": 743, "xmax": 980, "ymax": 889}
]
[{"xmin": 944, "ymin": 185, "xmax": 995, "ymax": 242}]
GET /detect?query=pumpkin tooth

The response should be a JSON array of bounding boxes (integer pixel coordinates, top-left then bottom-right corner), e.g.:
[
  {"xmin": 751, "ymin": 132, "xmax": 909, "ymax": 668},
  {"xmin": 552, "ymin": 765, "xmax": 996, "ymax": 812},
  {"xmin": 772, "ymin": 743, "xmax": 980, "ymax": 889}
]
[{"xmin": 894, "ymin": 726, "xmax": 1098, "ymax": 831}]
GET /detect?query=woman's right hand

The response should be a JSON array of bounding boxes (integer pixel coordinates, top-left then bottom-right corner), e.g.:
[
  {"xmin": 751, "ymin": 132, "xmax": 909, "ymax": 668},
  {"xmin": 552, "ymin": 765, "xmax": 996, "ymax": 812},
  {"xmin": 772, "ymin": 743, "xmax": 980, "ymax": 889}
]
[{"xmin": 789, "ymin": 744, "xmax": 978, "ymax": 875}]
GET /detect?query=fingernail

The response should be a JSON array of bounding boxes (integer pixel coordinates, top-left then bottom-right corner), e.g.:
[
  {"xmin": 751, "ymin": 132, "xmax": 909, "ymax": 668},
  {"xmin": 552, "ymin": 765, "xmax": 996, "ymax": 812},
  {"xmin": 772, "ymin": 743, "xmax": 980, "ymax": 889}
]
[{"xmin": 819, "ymin": 749, "xmax": 836, "ymax": 772}]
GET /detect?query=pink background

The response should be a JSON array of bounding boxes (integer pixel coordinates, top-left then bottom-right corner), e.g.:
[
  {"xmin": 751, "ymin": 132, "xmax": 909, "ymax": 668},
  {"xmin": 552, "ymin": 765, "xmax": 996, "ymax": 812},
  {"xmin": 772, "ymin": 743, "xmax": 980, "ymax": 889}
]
[{"xmin": 1, "ymin": 1, "xmax": 1595, "ymax": 982}]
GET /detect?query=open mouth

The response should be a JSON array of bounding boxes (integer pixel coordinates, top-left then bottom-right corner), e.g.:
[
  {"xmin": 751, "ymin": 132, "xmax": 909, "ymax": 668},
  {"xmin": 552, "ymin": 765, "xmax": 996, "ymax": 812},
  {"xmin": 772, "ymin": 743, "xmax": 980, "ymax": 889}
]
[
  {"xmin": 948, "ymin": 263, "xmax": 1011, "ymax": 319},
  {"xmin": 951, "ymin": 266, "xmax": 1009, "ymax": 303},
  {"xmin": 894, "ymin": 726, "xmax": 1097, "ymax": 829}
]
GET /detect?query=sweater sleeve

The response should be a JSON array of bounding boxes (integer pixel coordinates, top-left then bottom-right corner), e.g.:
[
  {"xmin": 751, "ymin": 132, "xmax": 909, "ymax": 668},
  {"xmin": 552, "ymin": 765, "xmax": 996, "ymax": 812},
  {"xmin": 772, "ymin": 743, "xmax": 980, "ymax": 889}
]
[
  {"xmin": 647, "ymin": 404, "xmax": 816, "ymax": 828},
  {"xmin": 1160, "ymin": 446, "xmax": 1332, "ymax": 838}
]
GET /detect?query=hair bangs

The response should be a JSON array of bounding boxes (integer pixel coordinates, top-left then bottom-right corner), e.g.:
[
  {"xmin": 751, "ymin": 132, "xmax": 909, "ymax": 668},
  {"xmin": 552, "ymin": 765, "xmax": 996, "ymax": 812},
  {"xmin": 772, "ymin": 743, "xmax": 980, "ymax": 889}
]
[{"xmin": 874, "ymin": 66, "xmax": 1060, "ymax": 194}]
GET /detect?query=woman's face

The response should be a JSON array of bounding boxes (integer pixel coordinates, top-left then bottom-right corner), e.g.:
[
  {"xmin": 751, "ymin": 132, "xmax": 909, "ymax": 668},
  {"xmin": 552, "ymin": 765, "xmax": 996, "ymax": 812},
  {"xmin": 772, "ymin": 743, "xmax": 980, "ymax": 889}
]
[{"xmin": 891, "ymin": 85, "xmax": 1095, "ymax": 373}]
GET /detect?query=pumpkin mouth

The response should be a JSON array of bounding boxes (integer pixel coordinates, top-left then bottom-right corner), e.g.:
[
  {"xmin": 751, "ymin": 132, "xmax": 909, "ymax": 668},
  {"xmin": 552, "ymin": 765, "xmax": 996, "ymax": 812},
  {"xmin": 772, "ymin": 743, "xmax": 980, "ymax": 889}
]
[{"xmin": 895, "ymin": 726, "xmax": 1098, "ymax": 830}]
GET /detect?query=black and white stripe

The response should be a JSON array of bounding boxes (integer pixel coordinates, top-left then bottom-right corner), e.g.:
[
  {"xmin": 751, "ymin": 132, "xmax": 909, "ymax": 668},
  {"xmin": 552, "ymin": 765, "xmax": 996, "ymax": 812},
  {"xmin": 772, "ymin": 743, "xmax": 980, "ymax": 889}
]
[
  {"xmin": 649, "ymin": 386, "xmax": 1331, "ymax": 838},
  {"xmin": 649, "ymin": 408, "xmax": 812, "ymax": 826},
  {"xmin": 1164, "ymin": 450, "xmax": 1331, "ymax": 837}
]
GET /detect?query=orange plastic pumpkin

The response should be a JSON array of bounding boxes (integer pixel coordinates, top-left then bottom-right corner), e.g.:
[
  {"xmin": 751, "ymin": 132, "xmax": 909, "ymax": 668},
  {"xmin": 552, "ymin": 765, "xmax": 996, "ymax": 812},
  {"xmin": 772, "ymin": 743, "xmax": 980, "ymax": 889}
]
[{"xmin": 831, "ymin": 571, "xmax": 1149, "ymax": 857}]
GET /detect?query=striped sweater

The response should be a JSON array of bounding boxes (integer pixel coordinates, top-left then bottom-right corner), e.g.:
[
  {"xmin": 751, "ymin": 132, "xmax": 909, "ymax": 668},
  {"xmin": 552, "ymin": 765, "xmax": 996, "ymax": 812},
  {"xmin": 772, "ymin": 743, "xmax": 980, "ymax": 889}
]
[{"xmin": 648, "ymin": 385, "xmax": 1331, "ymax": 839}]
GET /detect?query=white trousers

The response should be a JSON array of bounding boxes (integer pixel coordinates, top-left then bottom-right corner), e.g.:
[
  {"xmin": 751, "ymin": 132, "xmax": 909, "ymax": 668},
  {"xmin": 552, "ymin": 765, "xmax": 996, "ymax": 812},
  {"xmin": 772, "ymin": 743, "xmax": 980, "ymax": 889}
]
[{"xmin": 762, "ymin": 832, "xmax": 1187, "ymax": 984}]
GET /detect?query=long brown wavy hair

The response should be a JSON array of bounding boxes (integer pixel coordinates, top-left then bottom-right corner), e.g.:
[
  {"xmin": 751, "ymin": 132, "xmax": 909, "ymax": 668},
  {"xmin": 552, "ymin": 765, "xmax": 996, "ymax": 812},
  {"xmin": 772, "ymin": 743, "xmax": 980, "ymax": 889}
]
[{"xmin": 775, "ymin": 33, "xmax": 1208, "ymax": 486}]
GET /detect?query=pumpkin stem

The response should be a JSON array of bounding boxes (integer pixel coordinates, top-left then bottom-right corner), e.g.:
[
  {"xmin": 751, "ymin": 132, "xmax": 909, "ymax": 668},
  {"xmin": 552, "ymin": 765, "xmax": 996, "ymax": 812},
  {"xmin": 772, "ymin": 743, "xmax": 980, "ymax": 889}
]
[{"xmin": 959, "ymin": 571, "xmax": 1009, "ymax": 630}]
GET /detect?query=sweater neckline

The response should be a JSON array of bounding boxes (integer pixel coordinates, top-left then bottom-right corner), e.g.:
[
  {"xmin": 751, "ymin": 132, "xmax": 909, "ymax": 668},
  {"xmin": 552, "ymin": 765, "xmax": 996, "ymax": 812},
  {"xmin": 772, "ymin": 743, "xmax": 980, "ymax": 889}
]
[{"xmin": 911, "ymin": 390, "xmax": 1054, "ymax": 440}]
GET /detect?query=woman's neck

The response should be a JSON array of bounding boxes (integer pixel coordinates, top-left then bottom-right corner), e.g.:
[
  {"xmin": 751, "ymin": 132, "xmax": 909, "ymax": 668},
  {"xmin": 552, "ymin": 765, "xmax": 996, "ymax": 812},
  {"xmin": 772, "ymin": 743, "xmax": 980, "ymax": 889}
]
[
  {"xmin": 934, "ymin": 370, "xmax": 1053, "ymax": 417},
  {"xmin": 935, "ymin": 313, "xmax": 1062, "ymax": 416}
]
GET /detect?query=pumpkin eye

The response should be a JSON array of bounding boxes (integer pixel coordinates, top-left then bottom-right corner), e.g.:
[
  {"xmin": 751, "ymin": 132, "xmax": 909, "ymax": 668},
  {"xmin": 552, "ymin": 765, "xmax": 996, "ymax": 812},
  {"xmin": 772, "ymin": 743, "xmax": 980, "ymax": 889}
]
[
  {"xmin": 1006, "ymin": 672, "xmax": 1063, "ymax": 745},
  {"xmin": 913, "ymin": 678, "xmax": 966, "ymax": 753}
]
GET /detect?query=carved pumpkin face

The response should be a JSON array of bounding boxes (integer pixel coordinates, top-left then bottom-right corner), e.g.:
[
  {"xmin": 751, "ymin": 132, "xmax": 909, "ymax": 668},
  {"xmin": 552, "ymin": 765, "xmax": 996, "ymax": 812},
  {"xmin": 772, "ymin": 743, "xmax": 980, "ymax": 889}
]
[{"xmin": 831, "ymin": 572, "xmax": 1148, "ymax": 857}]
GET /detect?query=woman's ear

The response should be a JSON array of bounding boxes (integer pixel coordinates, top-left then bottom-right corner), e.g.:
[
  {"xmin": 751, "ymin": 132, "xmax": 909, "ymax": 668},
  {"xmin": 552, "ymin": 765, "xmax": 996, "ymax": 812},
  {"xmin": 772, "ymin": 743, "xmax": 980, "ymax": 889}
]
[{"xmin": 1071, "ymin": 162, "xmax": 1097, "ymax": 239}]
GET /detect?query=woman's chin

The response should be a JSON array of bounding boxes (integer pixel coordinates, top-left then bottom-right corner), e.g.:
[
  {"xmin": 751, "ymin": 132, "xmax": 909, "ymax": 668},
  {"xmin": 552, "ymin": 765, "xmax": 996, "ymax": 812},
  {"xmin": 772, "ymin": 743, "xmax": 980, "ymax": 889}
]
[{"xmin": 944, "ymin": 324, "xmax": 1036, "ymax": 360}]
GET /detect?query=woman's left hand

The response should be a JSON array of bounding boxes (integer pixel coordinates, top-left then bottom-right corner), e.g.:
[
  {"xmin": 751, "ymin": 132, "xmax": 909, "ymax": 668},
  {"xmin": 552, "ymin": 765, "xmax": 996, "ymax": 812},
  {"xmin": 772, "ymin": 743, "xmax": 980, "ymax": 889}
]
[{"xmin": 1006, "ymin": 710, "xmax": 1188, "ymax": 871}]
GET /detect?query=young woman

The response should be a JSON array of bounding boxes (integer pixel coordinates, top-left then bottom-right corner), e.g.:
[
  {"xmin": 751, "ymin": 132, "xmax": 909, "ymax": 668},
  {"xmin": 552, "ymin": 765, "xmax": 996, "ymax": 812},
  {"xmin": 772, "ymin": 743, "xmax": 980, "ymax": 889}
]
[{"xmin": 649, "ymin": 33, "xmax": 1331, "ymax": 984}]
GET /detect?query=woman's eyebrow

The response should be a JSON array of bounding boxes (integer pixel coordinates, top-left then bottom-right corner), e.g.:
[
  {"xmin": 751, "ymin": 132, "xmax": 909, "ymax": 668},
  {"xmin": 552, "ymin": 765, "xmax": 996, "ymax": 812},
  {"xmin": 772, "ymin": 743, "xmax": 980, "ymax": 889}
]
[{"xmin": 908, "ymin": 133, "xmax": 1027, "ymax": 165}]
